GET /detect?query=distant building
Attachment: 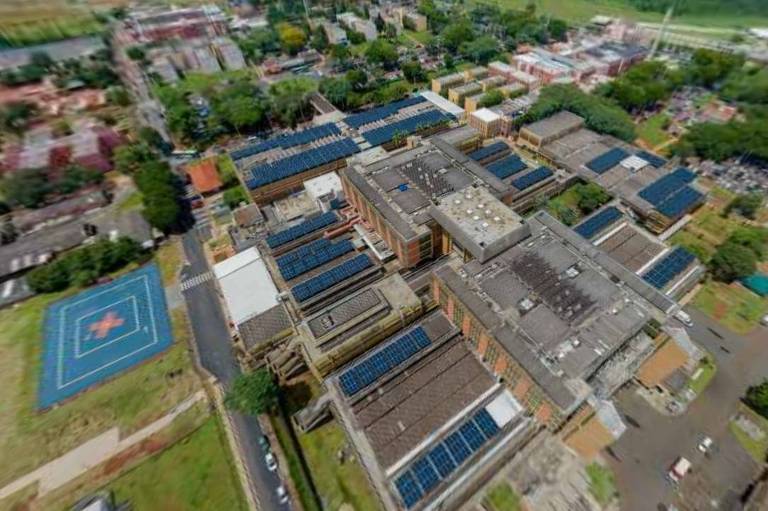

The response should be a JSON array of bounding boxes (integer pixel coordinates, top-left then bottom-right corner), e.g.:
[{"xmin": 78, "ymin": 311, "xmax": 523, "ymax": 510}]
[
  {"xmin": 469, "ymin": 108, "xmax": 502, "ymax": 138},
  {"xmin": 213, "ymin": 37, "xmax": 246, "ymax": 70},
  {"xmin": 186, "ymin": 158, "xmax": 222, "ymax": 195},
  {"xmin": 128, "ymin": 5, "xmax": 227, "ymax": 43},
  {"xmin": 338, "ymin": 12, "xmax": 378, "ymax": 41},
  {"xmin": 323, "ymin": 23, "xmax": 349, "ymax": 46}
]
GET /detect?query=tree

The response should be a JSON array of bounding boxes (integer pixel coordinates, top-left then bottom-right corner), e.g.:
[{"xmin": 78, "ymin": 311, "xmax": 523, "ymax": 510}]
[
  {"xmin": 0, "ymin": 168, "xmax": 50, "ymax": 208},
  {"xmin": 745, "ymin": 380, "xmax": 768, "ymax": 420},
  {"xmin": 319, "ymin": 77, "xmax": 353, "ymax": 109},
  {"xmin": 709, "ymin": 241, "xmax": 757, "ymax": 282},
  {"xmin": 269, "ymin": 77, "xmax": 316, "ymax": 127},
  {"xmin": 574, "ymin": 183, "xmax": 610, "ymax": 214},
  {"xmin": 402, "ymin": 60, "xmax": 426, "ymax": 84},
  {"xmin": 126, "ymin": 46, "xmax": 146, "ymax": 62},
  {"xmin": 460, "ymin": 35, "xmax": 499, "ymax": 65},
  {"xmin": 365, "ymin": 39, "xmax": 398, "ymax": 69},
  {"xmin": 224, "ymin": 369, "xmax": 279, "ymax": 416},
  {"xmin": 114, "ymin": 143, "xmax": 156, "ymax": 173},
  {"xmin": 29, "ymin": 51, "xmax": 54, "ymax": 69},
  {"xmin": 345, "ymin": 69, "xmax": 368, "ymax": 91},
  {"xmin": 728, "ymin": 226, "xmax": 768, "ymax": 260},
  {"xmin": 106, "ymin": 85, "xmax": 131, "ymax": 106},
  {"xmin": 478, "ymin": 89, "xmax": 504, "ymax": 108},
  {"xmin": 310, "ymin": 26, "xmax": 329, "ymax": 51},
  {"xmin": 276, "ymin": 23, "xmax": 307, "ymax": 55},
  {"xmin": 440, "ymin": 20, "xmax": 474, "ymax": 52},
  {"xmin": 329, "ymin": 44, "xmax": 351, "ymax": 66},
  {"xmin": 726, "ymin": 193, "xmax": 764, "ymax": 219},
  {"xmin": 685, "ymin": 49, "xmax": 744, "ymax": 88},
  {"xmin": 1, "ymin": 101, "xmax": 39, "ymax": 134}
]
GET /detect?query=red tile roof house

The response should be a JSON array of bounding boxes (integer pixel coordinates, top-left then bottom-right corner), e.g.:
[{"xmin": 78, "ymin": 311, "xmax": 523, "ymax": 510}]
[{"xmin": 186, "ymin": 158, "xmax": 223, "ymax": 196}]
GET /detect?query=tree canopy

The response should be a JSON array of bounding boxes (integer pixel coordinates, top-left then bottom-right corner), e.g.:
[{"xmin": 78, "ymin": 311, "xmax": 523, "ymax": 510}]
[
  {"xmin": 365, "ymin": 39, "xmax": 398, "ymax": 69},
  {"xmin": 745, "ymin": 380, "xmax": 768, "ymax": 420},
  {"xmin": 276, "ymin": 23, "xmax": 307, "ymax": 55},
  {"xmin": 224, "ymin": 369, "xmax": 279, "ymax": 416}
]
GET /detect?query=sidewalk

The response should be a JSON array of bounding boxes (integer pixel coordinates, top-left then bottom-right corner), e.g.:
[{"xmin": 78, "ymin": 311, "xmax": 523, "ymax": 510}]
[{"xmin": 0, "ymin": 390, "xmax": 207, "ymax": 500}]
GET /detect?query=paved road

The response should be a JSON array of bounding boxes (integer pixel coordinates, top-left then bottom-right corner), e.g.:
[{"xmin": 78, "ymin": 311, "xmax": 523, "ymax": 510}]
[
  {"xmin": 180, "ymin": 232, "xmax": 286, "ymax": 511},
  {"xmin": 608, "ymin": 308, "xmax": 768, "ymax": 511}
]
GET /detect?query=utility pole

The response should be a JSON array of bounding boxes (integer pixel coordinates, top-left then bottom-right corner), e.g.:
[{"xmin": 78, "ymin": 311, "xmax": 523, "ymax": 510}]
[{"xmin": 649, "ymin": 1, "xmax": 676, "ymax": 59}]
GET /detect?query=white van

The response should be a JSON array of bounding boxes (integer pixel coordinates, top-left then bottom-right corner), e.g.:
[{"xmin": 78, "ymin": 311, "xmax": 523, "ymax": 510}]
[
  {"xmin": 668, "ymin": 457, "xmax": 691, "ymax": 484},
  {"xmin": 674, "ymin": 310, "xmax": 693, "ymax": 327}
]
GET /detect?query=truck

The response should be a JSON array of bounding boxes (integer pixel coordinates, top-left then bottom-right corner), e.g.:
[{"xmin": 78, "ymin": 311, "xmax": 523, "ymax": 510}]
[{"xmin": 668, "ymin": 457, "xmax": 691, "ymax": 484}]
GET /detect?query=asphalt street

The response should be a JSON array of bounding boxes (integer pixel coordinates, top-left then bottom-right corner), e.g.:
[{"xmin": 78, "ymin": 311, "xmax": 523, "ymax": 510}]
[
  {"xmin": 608, "ymin": 307, "xmax": 768, "ymax": 511},
  {"xmin": 180, "ymin": 232, "xmax": 286, "ymax": 511}
]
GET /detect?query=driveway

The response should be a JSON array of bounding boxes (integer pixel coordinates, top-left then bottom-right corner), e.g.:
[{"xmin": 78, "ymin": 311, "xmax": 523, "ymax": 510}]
[
  {"xmin": 608, "ymin": 308, "xmax": 768, "ymax": 511},
  {"xmin": 180, "ymin": 232, "xmax": 286, "ymax": 511}
]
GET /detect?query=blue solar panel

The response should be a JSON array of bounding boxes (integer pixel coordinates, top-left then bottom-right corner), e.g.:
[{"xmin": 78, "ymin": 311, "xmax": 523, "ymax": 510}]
[
  {"xmin": 428, "ymin": 444, "xmax": 457, "ymax": 478},
  {"xmin": 638, "ymin": 167, "xmax": 696, "ymax": 206},
  {"xmin": 339, "ymin": 326, "xmax": 432, "ymax": 396},
  {"xmin": 230, "ymin": 123, "xmax": 341, "ymax": 160},
  {"xmin": 393, "ymin": 407, "xmax": 503, "ymax": 509},
  {"xmin": 395, "ymin": 472, "xmax": 423, "ymax": 509},
  {"xmin": 344, "ymin": 96, "xmax": 427, "ymax": 129},
  {"xmin": 511, "ymin": 166, "xmax": 553, "ymax": 191},
  {"xmin": 636, "ymin": 150, "xmax": 667, "ymax": 168},
  {"xmin": 248, "ymin": 138, "xmax": 360, "ymax": 189},
  {"xmin": 275, "ymin": 239, "xmax": 330, "ymax": 267},
  {"xmin": 468, "ymin": 141, "xmax": 509, "ymax": 162},
  {"xmin": 278, "ymin": 240, "xmax": 355, "ymax": 280},
  {"xmin": 474, "ymin": 409, "xmax": 500, "ymax": 439},
  {"xmin": 586, "ymin": 147, "xmax": 629, "ymax": 174},
  {"xmin": 642, "ymin": 247, "xmax": 696, "ymax": 290},
  {"xmin": 486, "ymin": 154, "xmax": 527, "ymax": 180},
  {"xmin": 574, "ymin": 206, "xmax": 622, "ymax": 239},
  {"xmin": 361, "ymin": 109, "xmax": 450, "ymax": 146},
  {"xmin": 266, "ymin": 212, "xmax": 338, "ymax": 249},
  {"xmin": 291, "ymin": 253, "xmax": 372, "ymax": 302},
  {"xmin": 656, "ymin": 186, "xmax": 703, "ymax": 219}
]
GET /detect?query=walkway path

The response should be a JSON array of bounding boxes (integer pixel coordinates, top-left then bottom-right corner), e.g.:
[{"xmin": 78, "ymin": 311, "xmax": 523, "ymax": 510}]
[{"xmin": 0, "ymin": 390, "xmax": 207, "ymax": 500}]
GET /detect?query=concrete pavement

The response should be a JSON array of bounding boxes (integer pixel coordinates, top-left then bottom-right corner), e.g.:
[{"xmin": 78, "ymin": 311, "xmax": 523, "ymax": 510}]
[
  {"xmin": 608, "ymin": 308, "xmax": 768, "ymax": 511},
  {"xmin": 180, "ymin": 232, "xmax": 286, "ymax": 511}
]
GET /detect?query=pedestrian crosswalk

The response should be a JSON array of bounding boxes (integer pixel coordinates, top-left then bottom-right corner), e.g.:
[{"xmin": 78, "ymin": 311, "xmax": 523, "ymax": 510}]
[{"xmin": 180, "ymin": 272, "xmax": 213, "ymax": 291}]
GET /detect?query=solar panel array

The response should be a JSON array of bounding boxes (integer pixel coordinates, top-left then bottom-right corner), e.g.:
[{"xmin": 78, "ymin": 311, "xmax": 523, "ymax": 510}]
[
  {"xmin": 361, "ymin": 110, "xmax": 450, "ymax": 147},
  {"xmin": 586, "ymin": 147, "xmax": 629, "ymax": 174},
  {"xmin": 574, "ymin": 206, "xmax": 622, "ymax": 239},
  {"xmin": 291, "ymin": 253, "xmax": 372, "ymax": 302},
  {"xmin": 394, "ymin": 408, "xmax": 501, "ymax": 509},
  {"xmin": 339, "ymin": 327, "xmax": 431, "ymax": 396},
  {"xmin": 636, "ymin": 150, "xmax": 667, "ymax": 168},
  {"xmin": 266, "ymin": 212, "xmax": 338, "ymax": 249},
  {"xmin": 642, "ymin": 247, "xmax": 696, "ymax": 290},
  {"xmin": 246, "ymin": 138, "xmax": 360, "ymax": 189},
  {"xmin": 657, "ymin": 186, "xmax": 704, "ymax": 219},
  {"xmin": 230, "ymin": 123, "xmax": 341, "ymax": 161},
  {"xmin": 276, "ymin": 238, "xmax": 330, "ymax": 266},
  {"xmin": 486, "ymin": 154, "xmax": 527, "ymax": 180},
  {"xmin": 638, "ymin": 167, "xmax": 696, "ymax": 206},
  {"xmin": 512, "ymin": 166, "xmax": 554, "ymax": 191},
  {"xmin": 278, "ymin": 239, "xmax": 354, "ymax": 280},
  {"xmin": 344, "ymin": 96, "xmax": 427, "ymax": 129},
  {"xmin": 467, "ymin": 141, "xmax": 509, "ymax": 162}
]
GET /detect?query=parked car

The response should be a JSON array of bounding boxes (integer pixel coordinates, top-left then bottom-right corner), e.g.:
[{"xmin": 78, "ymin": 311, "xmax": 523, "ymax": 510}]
[
  {"xmin": 276, "ymin": 485, "xmax": 289, "ymax": 504},
  {"xmin": 698, "ymin": 436, "xmax": 713, "ymax": 453},
  {"xmin": 668, "ymin": 457, "xmax": 691, "ymax": 484},
  {"xmin": 258, "ymin": 434, "xmax": 270, "ymax": 451},
  {"xmin": 265, "ymin": 452, "xmax": 278, "ymax": 472}
]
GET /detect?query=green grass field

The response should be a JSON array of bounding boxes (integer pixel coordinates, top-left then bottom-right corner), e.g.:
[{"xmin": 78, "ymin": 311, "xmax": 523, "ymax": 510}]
[
  {"xmin": 637, "ymin": 113, "xmax": 672, "ymax": 149},
  {"xmin": 484, "ymin": 482, "xmax": 522, "ymax": 511},
  {"xmin": 0, "ymin": 244, "xmax": 200, "ymax": 486},
  {"xmin": 686, "ymin": 356, "xmax": 716, "ymax": 396},
  {"xmin": 404, "ymin": 30, "xmax": 434, "ymax": 45},
  {"xmin": 693, "ymin": 281, "xmax": 767, "ymax": 334},
  {"xmin": 586, "ymin": 463, "xmax": 618, "ymax": 507},
  {"xmin": 730, "ymin": 404, "xmax": 768, "ymax": 464}
]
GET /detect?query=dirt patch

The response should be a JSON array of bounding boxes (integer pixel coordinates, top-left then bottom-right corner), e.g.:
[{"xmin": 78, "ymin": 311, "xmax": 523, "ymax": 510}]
[
  {"xmin": 101, "ymin": 436, "xmax": 170, "ymax": 477},
  {"xmin": 713, "ymin": 300, "xmax": 728, "ymax": 320}
]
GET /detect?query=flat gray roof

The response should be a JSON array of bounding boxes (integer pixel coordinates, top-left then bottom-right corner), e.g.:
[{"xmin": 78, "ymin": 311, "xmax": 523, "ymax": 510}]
[{"xmin": 522, "ymin": 111, "xmax": 584, "ymax": 140}]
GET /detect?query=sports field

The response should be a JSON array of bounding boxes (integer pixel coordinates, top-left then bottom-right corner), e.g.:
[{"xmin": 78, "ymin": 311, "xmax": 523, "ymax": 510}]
[{"xmin": 39, "ymin": 264, "xmax": 173, "ymax": 408}]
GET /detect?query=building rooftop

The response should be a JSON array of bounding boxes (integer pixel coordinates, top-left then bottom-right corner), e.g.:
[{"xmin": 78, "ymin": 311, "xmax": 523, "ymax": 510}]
[
  {"xmin": 186, "ymin": 158, "xmax": 222, "ymax": 194},
  {"xmin": 521, "ymin": 111, "xmax": 584, "ymax": 141},
  {"xmin": 429, "ymin": 186, "xmax": 529, "ymax": 263},
  {"xmin": 342, "ymin": 138, "xmax": 511, "ymax": 243},
  {"xmin": 213, "ymin": 247, "xmax": 280, "ymax": 325},
  {"xmin": 419, "ymin": 90, "xmax": 466, "ymax": 118},
  {"xmin": 472, "ymin": 108, "xmax": 501, "ymax": 123}
]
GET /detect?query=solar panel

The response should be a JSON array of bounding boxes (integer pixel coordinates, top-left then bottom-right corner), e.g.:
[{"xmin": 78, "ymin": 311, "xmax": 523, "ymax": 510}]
[
  {"xmin": 230, "ymin": 123, "xmax": 341, "ymax": 160},
  {"xmin": 574, "ymin": 206, "xmax": 622, "ymax": 239},
  {"xmin": 395, "ymin": 472, "xmax": 423, "ymax": 509},
  {"xmin": 361, "ymin": 109, "xmax": 450, "ymax": 147},
  {"xmin": 486, "ymin": 154, "xmax": 527, "ymax": 179},
  {"xmin": 339, "ymin": 326, "xmax": 432, "ymax": 396},
  {"xmin": 636, "ymin": 150, "xmax": 667, "ymax": 168},
  {"xmin": 642, "ymin": 247, "xmax": 696, "ymax": 290},
  {"xmin": 427, "ymin": 444, "xmax": 457, "ymax": 478},
  {"xmin": 468, "ymin": 141, "xmax": 509, "ymax": 162},
  {"xmin": 638, "ymin": 167, "xmax": 696, "ymax": 206},
  {"xmin": 586, "ymin": 147, "xmax": 629, "ymax": 174},
  {"xmin": 656, "ymin": 186, "xmax": 703, "ymax": 219},
  {"xmin": 444, "ymin": 431, "xmax": 472, "ymax": 465},
  {"xmin": 474, "ymin": 409, "xmax": 500, "ymax": 439},
  {"xmin": 412, "ymin": 458, "xmax": 440, "ymax": 493},
  {"xmin": 511, "ymin": 166, "xmax": 554, "ymax": 191},
  {"xmin": 276, "ymin": 238, "xmax": 330, "ymax": 267},
  {"xmin": 459, "ymin": 421, "xmax": 486, "ymax": 451},
  {"xmin": 266, "ymin": 212, "xmax": 338, "ymax": 249},
  {"xmin": 344, "ymin": 95, "xmax": 427, "ymax": 129},
  {"xmin": 291, "ymin": 253, "xmax": 372, "ymax": 302},
  {"xmin": 278, "ymin": 239, "xmax": 355, "ymax": 280}
]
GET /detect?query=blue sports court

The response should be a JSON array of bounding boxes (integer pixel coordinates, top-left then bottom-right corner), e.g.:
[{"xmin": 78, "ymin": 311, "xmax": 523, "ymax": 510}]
[{"xmin": 38, "ymin": 264, "xmax": 173, "ymax": 408}]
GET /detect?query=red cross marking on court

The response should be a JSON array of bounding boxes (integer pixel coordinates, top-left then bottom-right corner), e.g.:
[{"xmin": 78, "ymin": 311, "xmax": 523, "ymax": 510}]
[{"xmin": 89, "ymin": 311, "xmax": 125, "ymax": 339}]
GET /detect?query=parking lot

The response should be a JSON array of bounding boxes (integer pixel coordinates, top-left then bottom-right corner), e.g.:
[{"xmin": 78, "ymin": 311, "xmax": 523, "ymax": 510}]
[{"xmin": 608, "ymin": 308, "xmax": 768, "ymax": 511}]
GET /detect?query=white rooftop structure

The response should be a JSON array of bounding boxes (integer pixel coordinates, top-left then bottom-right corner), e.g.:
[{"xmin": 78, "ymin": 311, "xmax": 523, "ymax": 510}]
[
  {"xmin": 214, "ymin": 247, "xmax": 279, "ymax": 325},
  {"xmin": 419, "ymin": 90, "xmax": 465, "ymax": 119},
  {"xmin": 472, "ymin": 108, "xmax": 501, "ymax": 124},
  {"xmin": 304, "ymin": 172, "xmax": 343, "ymax": 200}
]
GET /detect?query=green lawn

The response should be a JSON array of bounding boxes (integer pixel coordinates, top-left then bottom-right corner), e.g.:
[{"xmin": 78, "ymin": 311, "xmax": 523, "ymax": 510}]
[
  {"xmin": 484, "ymin": 482, "xmax": 522, "ymax": 511},
  {"xmin": 404, "ymin": 30, "xmax": 434, "ymax": 45},
  {"xmin": 107, "ymin": 417, "xmax": 247, "ymax": 511},
  {"xmin": 694, "ymin": 281, "xmax": 767, "ymax": 334},
  {"xmin": 0, "ymin": 246, "xmax": 199, "ymax": 487},
  {"xmin": 730, "ymin": 405, "xmax": 768, "ymax": 463},
  {"xmin": 586, "ymin": 463, "xmax": 618, "ymax": 507},
  {"xmin": 116, "ymin": 191, "xmax": 143, "ymax": 213},
  {"xmin": 637, "ymin": 113, "xmax": 671, "ymax": 148},
  {"xmin": 669, "ymin": 229, "xmax": 717, "ymax": 263},
  {"xmin": 686, "ymin": 356, "xmax": 717, "ymax": 396}
]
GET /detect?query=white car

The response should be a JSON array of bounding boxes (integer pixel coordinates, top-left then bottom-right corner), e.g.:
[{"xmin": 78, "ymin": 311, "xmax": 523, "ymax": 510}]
[
  {"xmin": 265, "ymin": 452, "xmax": 278, "ymax": 472},
  {"xmin": 276, "ymin": 485, "xmax": 289, "ymax": 504},
  {"xmin": 698, "ymin": 436, "xmax": 714, "ymax": 453}
]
